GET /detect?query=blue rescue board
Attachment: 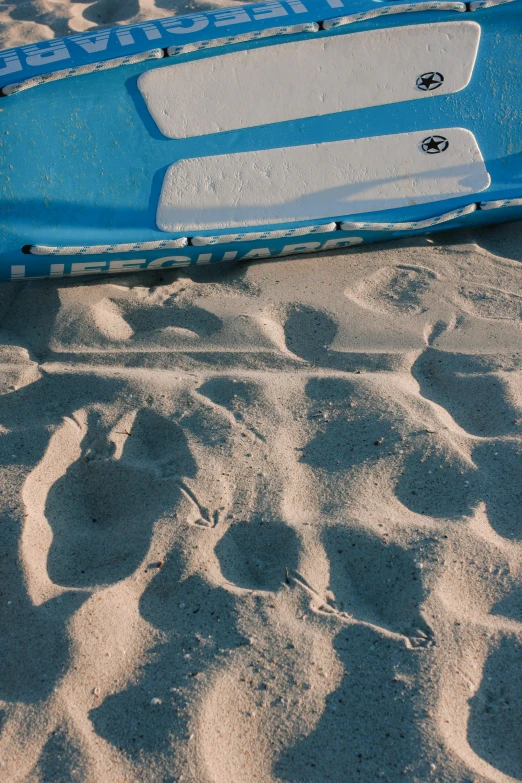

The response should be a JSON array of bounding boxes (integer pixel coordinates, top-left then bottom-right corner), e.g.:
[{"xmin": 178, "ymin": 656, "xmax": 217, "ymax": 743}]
[{"xmin": 0, "ymin": 0, "xmax": 521, "ymax": 280}]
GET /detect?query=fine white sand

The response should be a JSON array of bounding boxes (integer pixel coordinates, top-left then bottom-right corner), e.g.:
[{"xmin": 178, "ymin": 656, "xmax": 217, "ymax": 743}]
[{"xmin": 2, "ymin": 5, "xmax": 522, "ymax": 783}]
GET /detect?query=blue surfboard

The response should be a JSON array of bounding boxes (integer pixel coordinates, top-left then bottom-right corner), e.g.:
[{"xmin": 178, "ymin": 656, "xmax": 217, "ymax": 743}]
[{"xmin": 0, "ymin": 0, "xmax": 521, "ymax": 280}]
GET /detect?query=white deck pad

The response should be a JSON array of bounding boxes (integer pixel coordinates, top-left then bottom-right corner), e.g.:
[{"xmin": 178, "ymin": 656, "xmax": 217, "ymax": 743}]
[
  {"xmin": 139, "ymin": 22, "xmax": 481, "ymax": 139},
  {"xmin": 156, "ymin": 128, "xmax": 490, "ymax": 232}
]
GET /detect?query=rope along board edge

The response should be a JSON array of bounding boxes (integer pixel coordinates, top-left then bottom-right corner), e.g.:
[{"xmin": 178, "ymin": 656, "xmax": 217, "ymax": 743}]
[
  {"xmin": 340, "ymin": 203, "xmax": 477, "ymax": 231},
  {"xmin": 25, "ymin": 199, "xmax": 522, "ymax": 255},
  {"xmin": 469, "ymin": 0, "xmax": 517, "ymax": 9},
  {"xmin": 479, "ymin": 198, "xmax": 522, "ymax": 210},
  {"xmin": 166, "ymin": 22, "xmax": 319, "ymax": 56},
  {"xmin": 191, "ymin": 222, "xmax": 337, "ymax": 246},
  {"xmin": 322, "ymin": 2, "xmax": 467, "ymax": 30},
  {"xmin": 28, "ymin": 237, "xmax": 188, "ymax": 256},
  {"xmin": 1, "ymin": 49, "xmax": 164, "ymax": 97}
]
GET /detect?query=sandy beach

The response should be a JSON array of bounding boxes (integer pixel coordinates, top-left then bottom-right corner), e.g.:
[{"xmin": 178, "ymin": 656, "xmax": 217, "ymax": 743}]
[{"xmin": 2, "ymin": 3, "xmax": 522, "ymax": 781}]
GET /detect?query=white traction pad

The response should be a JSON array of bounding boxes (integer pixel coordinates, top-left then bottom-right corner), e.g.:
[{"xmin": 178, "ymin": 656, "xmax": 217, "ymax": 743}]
[
  {"xmin": 139, "ymin": 22, "xmax": 481, "ymax": 139},
  {"xmin": 156, "ymin": 128, "xmax": 491, "ymax": 232}
]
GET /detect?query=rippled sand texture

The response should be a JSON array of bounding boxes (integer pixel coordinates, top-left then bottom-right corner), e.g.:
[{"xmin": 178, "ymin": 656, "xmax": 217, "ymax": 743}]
[
  {"xmin": 0, "ymin": 221, "xmax": 521, "ymax": 782},
  {"xmin": 3, "ymin": 4, "xmax": 522, "ymax": 781}
]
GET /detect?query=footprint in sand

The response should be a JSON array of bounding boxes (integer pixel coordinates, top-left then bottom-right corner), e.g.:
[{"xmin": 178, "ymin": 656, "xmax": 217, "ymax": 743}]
[
  {"xmin": 197, "ymin": 376, "xmax": 301, "ymax": 591},
  {"xmin": 346, "ymin": 264, "xmax": 438, "ymax": 315},
  {"xmin": 0, "ymin": 590, "xmax": 86, "ymax": 704},
  {"xmin": 274, "ymin": 525, "xmax": 432, "ymax": 783},
  {"xmin": 412, "ymin": 350, "xmax": 522, "ymax": 438},
  {"xmin": 215, "ymin": 519, "xmax": 300, "ymax": 592},
  {"xmin": 50, "ymin": 289, "xmax": 223, "ymax": 351},
  {"xmin": 472, "ymin": 441, "xmax": 522, "ymax": 541},
  {"xmin": 80, "ymin": 0, "xmax": 139, "ymax": 26},
  {"xmin": 455, "ymin": 283, "xmax": 522, "ymax": 321},
  {"xmin": 197, "ymin": 376, "xmax": 267, "ymax": 443},
  {"xmin": 283, "ymin": 304, "xmax": 398, "ymax": 372},
  {"xmin": 31, "ymin": 728, "xmax": 84, "ymax": 783},
  {"xmin": 284, "ymin": 304, "xmax": 338, "ymax": 364},
  {"xmin": 44, "ymin": 407, "xmax": 197, "ymax": 588},
  {"xmin": 322, "ymin": 525, "xmax": 432, "ymax": 644},
  {"xmin": 275, "ymin": 621, "xmax": 427, "ymax": 783},
  {"xmin": 299, "ymin": 377, "xmax": 404, "ymax": 472},
  {"xmin": 391, "ymin": 397, "xmax": 522, "ymax": 537},
  {"xmin": 116, "ymin": 297, "xmax": 222, "ymax": 345},
  {"xmin": 468, "ymin": 634, "xmax": 522, "ymax": 780},
  {"xmin": 394, "ymin": 443, "xmax": 480, "ymax": 520},
  {"xmin": 0, "ymin": 344, "xmax": 40, "ymax": 395},
  {"xmin": 198, "ymin": 377, "xmax": 261, "ymax": 416},
  {"xmin": 410, "ymin": 347, "xmax": 522, "ymax": 537},
  {"xmin": 90, "ymin": 548, "xmax": 246, "ymax": 764}
]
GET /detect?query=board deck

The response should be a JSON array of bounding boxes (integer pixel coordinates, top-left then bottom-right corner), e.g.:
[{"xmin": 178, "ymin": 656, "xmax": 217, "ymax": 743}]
[
  {"xmin": 0, "ymin": 0, "xmax": 521, "ymax": 280},
  {"xmin": 138, "ymin": 22, "xmax": 481, "ymax": 138},
  {"xmin": 157, "ymin": 128, "xmax": 490, "ymax": 231}
]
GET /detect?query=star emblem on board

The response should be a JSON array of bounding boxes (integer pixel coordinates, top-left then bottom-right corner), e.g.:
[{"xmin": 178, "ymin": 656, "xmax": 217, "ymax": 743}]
[
  {"xmin": 416, "ymin": 72, "xmax": 445, "ymax": 92},
  {"xmin": 421, "ymin": 135, "xmax": 450, "ymax": 154}
]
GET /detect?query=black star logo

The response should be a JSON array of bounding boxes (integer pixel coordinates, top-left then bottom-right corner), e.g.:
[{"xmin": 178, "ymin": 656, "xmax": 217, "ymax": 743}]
[
  {"xmin": 421, "ymin": 135, "xmax": 449, "ymax": 154},
  {"xmin": 416, "ymin": 72, "xmax": 444, "ymax": 92}
]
